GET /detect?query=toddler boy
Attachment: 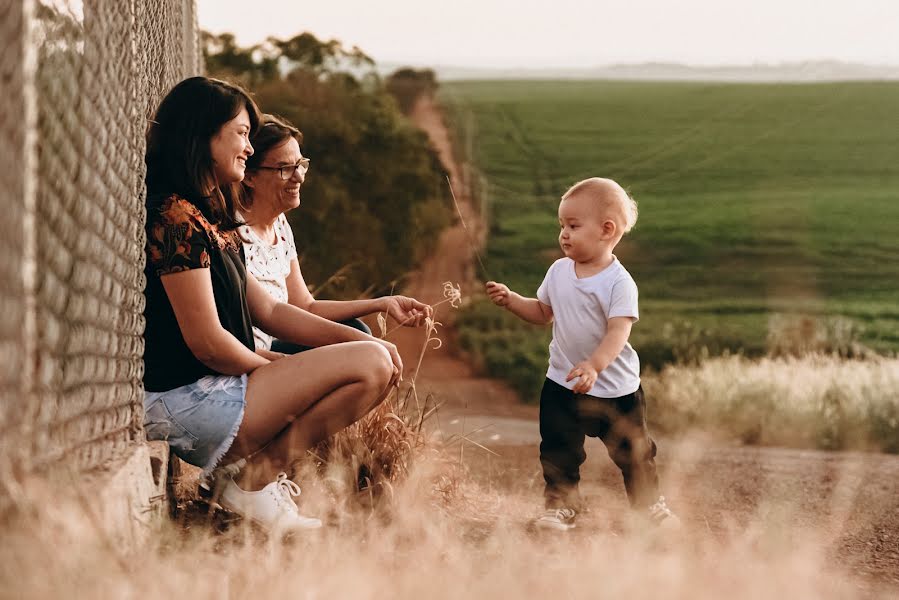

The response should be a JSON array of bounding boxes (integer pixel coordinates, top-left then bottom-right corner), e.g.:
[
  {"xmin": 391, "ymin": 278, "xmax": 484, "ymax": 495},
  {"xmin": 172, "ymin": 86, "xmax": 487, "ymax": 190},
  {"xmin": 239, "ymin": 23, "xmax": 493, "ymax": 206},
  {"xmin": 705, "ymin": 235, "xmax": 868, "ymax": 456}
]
[{"xmin": 486, "ymin": 177, "xmax": 679, "ymax": 531}]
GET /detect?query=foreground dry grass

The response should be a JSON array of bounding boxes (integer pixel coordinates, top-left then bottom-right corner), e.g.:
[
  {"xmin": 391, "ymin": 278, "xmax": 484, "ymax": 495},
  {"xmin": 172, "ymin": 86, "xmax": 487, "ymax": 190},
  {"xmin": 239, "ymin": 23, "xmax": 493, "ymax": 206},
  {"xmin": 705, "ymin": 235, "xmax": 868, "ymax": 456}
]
[
  {"xmin": 3, "ymin": 433, "xmax": 897, "ymax": 600},
  {"xmin": 5, "ymin": 353, "xmax": 899, "ymax": 599}
]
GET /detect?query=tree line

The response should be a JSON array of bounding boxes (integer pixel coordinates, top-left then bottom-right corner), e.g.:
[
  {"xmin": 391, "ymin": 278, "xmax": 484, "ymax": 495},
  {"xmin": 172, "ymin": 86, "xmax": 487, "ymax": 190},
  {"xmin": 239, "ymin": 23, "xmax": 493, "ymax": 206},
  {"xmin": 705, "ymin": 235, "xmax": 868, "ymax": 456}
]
[{"xmin": 203, "ymin": 31, "xmax": 449, "ymax": 298}]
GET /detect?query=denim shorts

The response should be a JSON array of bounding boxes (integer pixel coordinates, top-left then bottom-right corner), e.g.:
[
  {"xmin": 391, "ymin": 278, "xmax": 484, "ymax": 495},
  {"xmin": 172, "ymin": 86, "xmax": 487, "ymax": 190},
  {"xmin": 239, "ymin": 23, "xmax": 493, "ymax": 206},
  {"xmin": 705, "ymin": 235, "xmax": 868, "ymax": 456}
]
[{"xmin": 144, "ymin": 374, "xmax": 247, "ymax": 475}]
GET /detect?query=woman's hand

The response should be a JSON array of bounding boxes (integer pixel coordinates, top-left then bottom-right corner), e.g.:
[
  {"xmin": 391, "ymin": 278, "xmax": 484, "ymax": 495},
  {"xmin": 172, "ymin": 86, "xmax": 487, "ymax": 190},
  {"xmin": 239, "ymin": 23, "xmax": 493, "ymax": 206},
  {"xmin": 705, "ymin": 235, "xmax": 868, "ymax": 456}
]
[
  {"xmin": 375, "ymin": 339, "xmax": 404, "ymax": 383},
  {"xmin": 383, "ymin": 295, "xmax": 432, "ymax": 327},
  {"xmin": 255, "ymin": 348, "xmax": 287, "ymax": 362}
]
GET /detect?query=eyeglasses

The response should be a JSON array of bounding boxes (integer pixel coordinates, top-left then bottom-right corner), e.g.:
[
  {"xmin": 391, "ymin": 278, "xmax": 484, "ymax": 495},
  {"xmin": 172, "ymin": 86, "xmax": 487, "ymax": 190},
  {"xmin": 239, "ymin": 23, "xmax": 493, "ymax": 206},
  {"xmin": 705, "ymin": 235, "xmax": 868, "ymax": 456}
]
[{"xmin": 252, "ymin": 158, "xmax": 310, "ymax": 180}]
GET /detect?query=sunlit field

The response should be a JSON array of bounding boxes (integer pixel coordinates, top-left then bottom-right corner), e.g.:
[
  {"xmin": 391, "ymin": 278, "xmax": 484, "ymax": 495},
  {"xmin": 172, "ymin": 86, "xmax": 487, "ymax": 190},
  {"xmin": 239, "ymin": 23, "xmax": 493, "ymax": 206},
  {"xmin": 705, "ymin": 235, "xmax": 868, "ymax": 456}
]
[{"xmin": 442, "ymin": 80, "xmax": 899, "ymax": 381}]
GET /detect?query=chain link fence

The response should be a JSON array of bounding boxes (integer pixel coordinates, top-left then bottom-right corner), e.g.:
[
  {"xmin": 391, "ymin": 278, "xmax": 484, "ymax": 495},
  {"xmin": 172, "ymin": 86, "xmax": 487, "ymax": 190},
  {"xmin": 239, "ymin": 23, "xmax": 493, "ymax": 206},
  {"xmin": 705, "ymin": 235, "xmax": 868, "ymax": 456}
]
[{"xmin": 0, "ymin": 0, "xmax": 202, "ymax": 498}]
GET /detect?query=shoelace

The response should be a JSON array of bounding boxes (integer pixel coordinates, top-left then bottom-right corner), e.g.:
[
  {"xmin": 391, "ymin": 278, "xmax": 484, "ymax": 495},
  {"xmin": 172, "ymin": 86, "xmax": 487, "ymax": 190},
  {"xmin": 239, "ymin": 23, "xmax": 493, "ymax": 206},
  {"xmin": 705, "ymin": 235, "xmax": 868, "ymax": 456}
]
[
  {"xmin": 648, "ymin": 496, "xmax": 673, "ymax": 523},
  {"xmin": 271, "ymin": 472, "xmax": 302, "ymax": 513}
]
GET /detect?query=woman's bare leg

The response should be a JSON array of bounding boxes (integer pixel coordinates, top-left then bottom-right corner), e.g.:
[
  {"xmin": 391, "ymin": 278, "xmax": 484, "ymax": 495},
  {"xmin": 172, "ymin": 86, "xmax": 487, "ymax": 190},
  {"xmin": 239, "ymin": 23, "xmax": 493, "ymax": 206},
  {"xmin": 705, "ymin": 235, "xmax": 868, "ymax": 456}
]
[
  {"xmin": 255, "ymin": 373, "xmax": 396, "ymax": 468},
  {"xmin": 222, "ymin": 340, "xmax": 393, "ymax": 486}
]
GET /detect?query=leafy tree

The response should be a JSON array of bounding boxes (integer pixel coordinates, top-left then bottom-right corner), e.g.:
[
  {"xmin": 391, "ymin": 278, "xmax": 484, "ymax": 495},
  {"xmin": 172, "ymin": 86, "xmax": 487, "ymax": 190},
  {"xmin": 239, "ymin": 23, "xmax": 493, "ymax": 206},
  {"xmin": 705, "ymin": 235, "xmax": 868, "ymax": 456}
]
[
  {"xmin": 269, "ymin": 33, "xmax": 374, "ymax": 73},
  {"xmin": 385, "ymin": 68, "xmax": 438, "ymax": 115},
  {"xmin": 203, "ymin": 31, "xmax": 450, "ymax": 298},
  {"xmin": 202, "ymin": 32, "xmax": 279, "ymax": 86}
]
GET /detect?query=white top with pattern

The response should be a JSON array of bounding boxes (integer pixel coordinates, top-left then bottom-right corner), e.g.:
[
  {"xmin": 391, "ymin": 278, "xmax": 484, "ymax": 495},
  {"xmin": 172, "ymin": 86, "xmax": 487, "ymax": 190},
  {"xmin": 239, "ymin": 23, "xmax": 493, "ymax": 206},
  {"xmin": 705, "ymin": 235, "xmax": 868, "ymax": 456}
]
[{"xmin": 239, "ymin": 213, "xmax": 298, "ymax": 350}]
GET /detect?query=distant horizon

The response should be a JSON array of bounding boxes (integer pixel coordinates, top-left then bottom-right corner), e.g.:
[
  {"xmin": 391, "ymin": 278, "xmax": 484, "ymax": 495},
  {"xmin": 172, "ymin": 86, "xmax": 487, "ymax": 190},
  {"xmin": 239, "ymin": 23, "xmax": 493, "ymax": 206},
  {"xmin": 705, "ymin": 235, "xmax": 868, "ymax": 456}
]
[
  {"xmin": 201, "ymin": 27, "xmax": 899, "ymax": 73},
  {"xmin": 371, "ymin": 59, "xmax": 899, "ymax": 83},
  {"xmin": 375, "ymin": 58, "xmax": 899, "ymax": 71},
  {"xmin": 197, "ymin": 0, "xmax": 899, "ymax": 72}
]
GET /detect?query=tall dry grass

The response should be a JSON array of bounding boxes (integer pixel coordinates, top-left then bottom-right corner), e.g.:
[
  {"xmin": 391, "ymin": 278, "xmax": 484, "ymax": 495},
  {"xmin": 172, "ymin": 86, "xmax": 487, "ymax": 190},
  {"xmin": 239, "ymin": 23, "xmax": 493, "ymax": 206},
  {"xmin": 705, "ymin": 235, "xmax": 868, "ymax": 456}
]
[
  {"xmin": 4, "ymin": 289, "xmax": 899, "ymax": 597},
  {"xmin": 1, "ymin": 439, "xmax": 888, "ymax": 600},
  {"xmin": 3, "ymin": 408, "xmax": 897, "ymax": 596},
  {"xmin": 308, "ymin": 285, "xmax": 463, "ymax": 513},
  {"xmin": 644, "ymin": 354, "xmax": 899, "ymax": 452}
]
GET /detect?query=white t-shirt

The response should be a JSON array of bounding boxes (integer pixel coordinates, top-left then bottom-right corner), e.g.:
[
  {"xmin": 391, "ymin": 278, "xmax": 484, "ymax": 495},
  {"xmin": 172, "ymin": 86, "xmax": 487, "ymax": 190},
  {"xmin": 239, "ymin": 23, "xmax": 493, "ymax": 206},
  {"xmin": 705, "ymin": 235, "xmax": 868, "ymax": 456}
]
[
  {"xmin": 239, "ymin": 213, "xmax": 298, "ymax": 350},
  {"xmin": 536, "ymin": 257, "xmax": 641, "ymax": 398}
]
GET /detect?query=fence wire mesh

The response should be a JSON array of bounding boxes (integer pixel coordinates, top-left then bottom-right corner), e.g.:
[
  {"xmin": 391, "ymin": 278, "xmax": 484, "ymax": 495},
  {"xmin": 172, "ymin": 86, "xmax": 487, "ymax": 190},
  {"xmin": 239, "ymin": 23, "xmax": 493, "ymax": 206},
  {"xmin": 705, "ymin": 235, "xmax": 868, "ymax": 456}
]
[{"xmin": 0, "ymin": 0, "xmax": 202, "ymax": 490}]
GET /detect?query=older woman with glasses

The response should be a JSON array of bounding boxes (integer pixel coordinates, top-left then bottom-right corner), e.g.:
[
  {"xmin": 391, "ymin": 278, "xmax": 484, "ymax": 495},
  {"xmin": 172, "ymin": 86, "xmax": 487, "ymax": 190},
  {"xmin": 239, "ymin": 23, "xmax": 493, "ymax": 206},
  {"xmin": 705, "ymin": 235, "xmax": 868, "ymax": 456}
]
[{"xmin": 238, "ymin": 115, "xmax": 431, "ymax": 358}]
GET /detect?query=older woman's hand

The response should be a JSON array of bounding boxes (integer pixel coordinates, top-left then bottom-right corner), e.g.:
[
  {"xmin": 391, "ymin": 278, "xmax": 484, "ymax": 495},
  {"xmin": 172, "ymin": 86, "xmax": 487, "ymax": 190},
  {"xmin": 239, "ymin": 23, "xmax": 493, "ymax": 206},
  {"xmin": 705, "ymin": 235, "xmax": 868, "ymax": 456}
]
[
  {"xmin": 383, "ymin": 295, "xmax": 432, "ymax": 327},
  {"xmin": 255, "ymin": 348, "xmax": 287, "ymax": 362}
]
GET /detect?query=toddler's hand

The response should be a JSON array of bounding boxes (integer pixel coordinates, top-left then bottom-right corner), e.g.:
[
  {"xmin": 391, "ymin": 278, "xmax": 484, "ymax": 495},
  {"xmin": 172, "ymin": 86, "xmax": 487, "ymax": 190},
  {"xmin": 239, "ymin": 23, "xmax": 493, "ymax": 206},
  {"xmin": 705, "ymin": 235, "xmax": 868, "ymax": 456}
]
[
  {"xmin": 566, "ymin": 361, "xmax": 598, "ymax": 394},
  {"xmin": 486, "ymin": 281, "xmax": 511, "ymax": 307}
]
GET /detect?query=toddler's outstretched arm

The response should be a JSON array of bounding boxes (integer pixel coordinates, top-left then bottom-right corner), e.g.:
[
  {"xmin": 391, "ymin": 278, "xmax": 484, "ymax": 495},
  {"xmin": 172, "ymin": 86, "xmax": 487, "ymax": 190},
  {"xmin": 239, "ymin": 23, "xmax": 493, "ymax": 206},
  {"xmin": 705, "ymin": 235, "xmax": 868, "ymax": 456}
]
[{"xmin": 486, "ymin": 281, "xmax": 553, "ymax": 325}]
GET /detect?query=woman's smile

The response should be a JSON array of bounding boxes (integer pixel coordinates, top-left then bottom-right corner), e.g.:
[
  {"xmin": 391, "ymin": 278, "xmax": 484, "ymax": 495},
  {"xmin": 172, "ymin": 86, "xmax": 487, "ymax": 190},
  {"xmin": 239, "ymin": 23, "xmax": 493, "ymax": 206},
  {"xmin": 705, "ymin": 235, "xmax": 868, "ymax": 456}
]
[{"xmin": 284, "ymin": 185, "xmax": 300, "ymax": 195}]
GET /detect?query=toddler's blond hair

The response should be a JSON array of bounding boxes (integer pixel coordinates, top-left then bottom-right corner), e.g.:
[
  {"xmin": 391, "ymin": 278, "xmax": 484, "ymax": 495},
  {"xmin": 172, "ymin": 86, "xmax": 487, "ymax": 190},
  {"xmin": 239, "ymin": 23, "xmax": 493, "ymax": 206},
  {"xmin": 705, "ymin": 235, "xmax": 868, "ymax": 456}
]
[{"xmin": 562, "ymin": 177, "xmax": 638, "ymax": 234}]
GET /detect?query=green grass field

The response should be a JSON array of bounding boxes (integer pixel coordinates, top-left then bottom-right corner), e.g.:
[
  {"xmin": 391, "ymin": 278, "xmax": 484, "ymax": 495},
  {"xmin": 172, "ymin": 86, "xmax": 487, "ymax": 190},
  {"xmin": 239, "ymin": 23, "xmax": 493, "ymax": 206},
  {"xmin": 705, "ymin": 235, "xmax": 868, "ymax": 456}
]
[{"xmin": 440, "ymin": 80, "xmax": 899, "ymax": 398}]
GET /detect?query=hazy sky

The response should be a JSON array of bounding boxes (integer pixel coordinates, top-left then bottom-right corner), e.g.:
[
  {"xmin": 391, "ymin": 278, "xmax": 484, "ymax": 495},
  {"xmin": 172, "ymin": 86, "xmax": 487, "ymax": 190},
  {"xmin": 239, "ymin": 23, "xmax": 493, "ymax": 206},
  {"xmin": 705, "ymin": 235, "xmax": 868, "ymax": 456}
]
[{"xmin": 197, "ymin": 0, "xmax": 899, "ymax": 68}]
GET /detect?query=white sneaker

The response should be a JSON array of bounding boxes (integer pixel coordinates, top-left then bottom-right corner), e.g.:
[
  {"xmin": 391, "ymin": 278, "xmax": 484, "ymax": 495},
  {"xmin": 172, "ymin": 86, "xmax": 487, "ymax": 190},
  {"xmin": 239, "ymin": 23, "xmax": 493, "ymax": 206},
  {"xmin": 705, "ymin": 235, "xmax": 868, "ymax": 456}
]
[
  {"xmin": 219, "ymin": 472, "xmax": 322, "ymax": 532},
  {"xmin": 647, "ymin": 495, "xmax": 682, "ymax": 530},
  {"xmin": 536, "ymin": 507, "xmax": 577, "ymax": 531}
]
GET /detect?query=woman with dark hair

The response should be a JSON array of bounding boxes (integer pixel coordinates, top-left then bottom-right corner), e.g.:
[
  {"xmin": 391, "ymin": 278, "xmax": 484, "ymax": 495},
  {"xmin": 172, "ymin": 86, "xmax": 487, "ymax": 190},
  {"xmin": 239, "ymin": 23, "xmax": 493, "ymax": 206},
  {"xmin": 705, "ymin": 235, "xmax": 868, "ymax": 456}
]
[
  {"xmin": 143, "ymin": 77, "xmax": 413, "ymax": 532},
  {"xmin": 238, "ymin": 114, "xmax": 430, "ymax": 355}
]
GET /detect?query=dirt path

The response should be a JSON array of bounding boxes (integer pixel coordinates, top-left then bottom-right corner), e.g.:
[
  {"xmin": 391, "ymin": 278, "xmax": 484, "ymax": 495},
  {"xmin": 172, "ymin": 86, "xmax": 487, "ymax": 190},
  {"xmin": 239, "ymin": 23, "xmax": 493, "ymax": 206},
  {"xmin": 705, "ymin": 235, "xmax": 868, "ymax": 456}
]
[
  {"xmin": 390, "ymin": 93, "xmax": 537, "ymax": 424},
  {"xmin": 391, "ymin": 93, "xmax": 899, "ymax": 591}
]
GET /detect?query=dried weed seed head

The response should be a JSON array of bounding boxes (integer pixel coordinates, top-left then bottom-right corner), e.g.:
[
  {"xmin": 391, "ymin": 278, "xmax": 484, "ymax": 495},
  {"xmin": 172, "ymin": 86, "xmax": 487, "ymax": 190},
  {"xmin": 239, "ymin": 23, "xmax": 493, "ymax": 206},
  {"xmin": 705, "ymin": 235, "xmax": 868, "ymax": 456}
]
[
  {"xmin": 377, "ymin": 312, "xmax": 388, "ymax": 338},
  {"xmin": 443, "ymin": 281, "xmax": 463, "ymax": 308}
]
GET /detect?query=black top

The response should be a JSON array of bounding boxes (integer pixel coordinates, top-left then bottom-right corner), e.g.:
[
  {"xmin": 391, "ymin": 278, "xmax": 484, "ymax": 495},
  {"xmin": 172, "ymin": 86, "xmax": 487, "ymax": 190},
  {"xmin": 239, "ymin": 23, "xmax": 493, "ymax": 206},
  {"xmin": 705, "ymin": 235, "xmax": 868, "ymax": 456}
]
[{"xmin": 143, "ymin": 194, "xmax": 255, "ymax": 392}]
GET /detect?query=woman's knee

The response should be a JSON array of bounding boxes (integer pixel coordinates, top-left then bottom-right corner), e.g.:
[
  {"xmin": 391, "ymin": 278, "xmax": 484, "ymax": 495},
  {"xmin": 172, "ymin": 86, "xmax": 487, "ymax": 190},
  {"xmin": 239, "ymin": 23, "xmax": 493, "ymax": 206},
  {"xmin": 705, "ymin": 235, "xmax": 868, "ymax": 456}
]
[{"xmin": 352, "ymin": 341, "xmax": 393, "ymax": 388}]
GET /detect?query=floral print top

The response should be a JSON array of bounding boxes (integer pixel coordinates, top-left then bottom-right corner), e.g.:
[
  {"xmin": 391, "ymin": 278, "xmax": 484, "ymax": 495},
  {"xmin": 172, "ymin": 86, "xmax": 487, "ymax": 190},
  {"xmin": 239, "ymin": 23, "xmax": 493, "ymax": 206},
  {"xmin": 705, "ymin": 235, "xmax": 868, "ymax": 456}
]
[{"xmin": 143, "ymin": 194, "xmax": 255, "ymax": 392}]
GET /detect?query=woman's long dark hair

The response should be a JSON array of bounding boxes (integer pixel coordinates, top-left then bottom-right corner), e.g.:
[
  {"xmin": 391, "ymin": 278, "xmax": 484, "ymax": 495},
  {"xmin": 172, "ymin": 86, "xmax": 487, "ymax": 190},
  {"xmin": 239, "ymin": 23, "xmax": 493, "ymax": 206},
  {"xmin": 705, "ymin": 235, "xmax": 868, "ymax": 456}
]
[
  {"xmin": 239, "ymin": 114, "xmax": 304, "ymax": 211},
  {"xmin": 146, "ymin": 76, "xmax": 262, "ymax": 229}
]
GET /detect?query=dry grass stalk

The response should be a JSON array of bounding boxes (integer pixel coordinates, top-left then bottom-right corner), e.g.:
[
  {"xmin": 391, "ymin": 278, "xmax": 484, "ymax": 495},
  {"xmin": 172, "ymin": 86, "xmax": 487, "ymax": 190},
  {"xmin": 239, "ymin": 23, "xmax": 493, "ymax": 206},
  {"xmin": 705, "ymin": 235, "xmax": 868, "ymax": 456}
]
[
  {"xmin": 382, "ymin": 280, "xmax": 462, "ymax": 338},
  {"xmin": 446, "ymin": 175, "xmax": 490, "ymax": 279},
  {"xmin": 309, "ymin": 282, "xmax": 464, "ymax": 515}
]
